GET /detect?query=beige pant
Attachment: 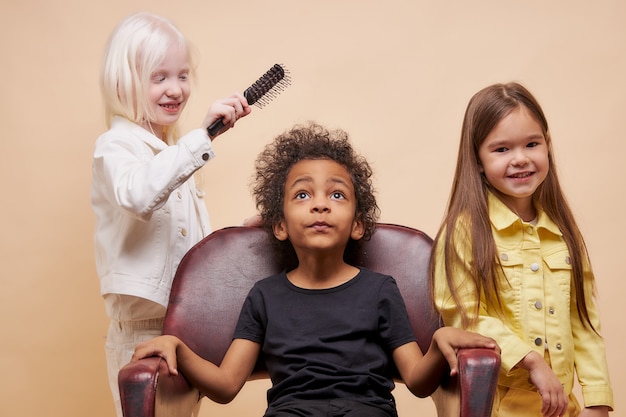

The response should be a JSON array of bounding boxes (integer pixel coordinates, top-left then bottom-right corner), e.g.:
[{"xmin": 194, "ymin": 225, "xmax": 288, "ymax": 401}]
[{"xmin": 105, "ymin": 317, "xmax": 164, "ymax": 417}]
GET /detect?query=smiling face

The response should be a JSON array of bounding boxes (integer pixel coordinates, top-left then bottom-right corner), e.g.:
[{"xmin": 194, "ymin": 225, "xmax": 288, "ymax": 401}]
[
  {"xmin": 272, "ymin": 159, "xmax": 365, "ymax": 257},
  {"xmin": 142, "ymin": 43, "xmax": 190, "ymax": 138},
  {"xmin": 478, "ymin": 105, "xmax": 550, "ymax": 219}
]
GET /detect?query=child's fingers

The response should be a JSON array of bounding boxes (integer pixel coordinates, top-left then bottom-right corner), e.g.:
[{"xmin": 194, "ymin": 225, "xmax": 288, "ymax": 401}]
[
  {"xmin": 436, "ymin": 343, "xmax": 460, "ymax": 376},
  {"xmin": 221, "ymin": 93, "xmax": 251, "ymax": 113},
  {"xmin": 204, "ymin": 93, "xmax": 251, "ymax": 135},
  {"xmin": 131, "ymin": 338, "xmax": 179, "ymax": 376},
  {"xmin": 434, "ymin": 329, "xmax": 500, "ymax": 376},
  {"xmin": 158, "ymin": 351, "xmax": 179, "ymax": 376},
  {"xmin": 540, "ymin": 387, "xmax": 567, "ymax": 417},
  {"xmin": 217, "ymin": 99, "xmax": 250, "ymax": 127},
  {"xmin": 131, "ymin": 341, "xmax": 153, "ymax": 362},
  {"xmin": 480, "ymin": 336, "xmax": 499, "ymax": 352},
  {"xmin": 530, "ymin": 365, "xmax": 567, "ymax": 417},
  {"xmin": 463, "ymin": 333, "xmax": 499, "ymax": 351}
]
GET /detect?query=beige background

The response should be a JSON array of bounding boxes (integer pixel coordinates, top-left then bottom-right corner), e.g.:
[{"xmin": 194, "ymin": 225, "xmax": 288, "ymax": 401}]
[{"xmin": 1, "ymin": 1, "xmax": 624, "ymax": 416}]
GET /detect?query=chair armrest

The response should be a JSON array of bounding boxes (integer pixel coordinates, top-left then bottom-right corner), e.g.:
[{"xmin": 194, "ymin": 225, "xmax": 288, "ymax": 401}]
[
  {"xmin": 431, "ymin": 347, "xmax": 500, "ymax": 417},
  {"xmin": 118, "ymin": 357, "xmax": 200, "ymax": 417},
  {"xmin": 457, "ymin": 348, "xmax": 500, "ymax": 417}
]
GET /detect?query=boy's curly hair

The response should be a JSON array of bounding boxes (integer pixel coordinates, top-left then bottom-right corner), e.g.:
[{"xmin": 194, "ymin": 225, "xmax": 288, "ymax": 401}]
[{"xmin": 252, "ymin": 122, "xmax": 379, "ymax": 251}]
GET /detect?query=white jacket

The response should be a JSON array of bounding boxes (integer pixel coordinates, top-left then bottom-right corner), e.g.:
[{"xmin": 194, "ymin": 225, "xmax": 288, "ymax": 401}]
[{"xmin": 91, "ymin": 117, "xmax": 213, "ymax": 308}]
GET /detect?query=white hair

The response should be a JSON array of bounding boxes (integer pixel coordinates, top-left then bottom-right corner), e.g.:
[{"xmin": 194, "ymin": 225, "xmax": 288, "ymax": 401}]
[{"xmin": 100, "ymin": 12, "xmax": 195, "ymax": 140}]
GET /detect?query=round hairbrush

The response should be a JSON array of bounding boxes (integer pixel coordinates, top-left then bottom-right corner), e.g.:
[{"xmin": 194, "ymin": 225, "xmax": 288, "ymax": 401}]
[{"xmin": 207, "ymin": 64, "xmax": 291, "ymax": 137}]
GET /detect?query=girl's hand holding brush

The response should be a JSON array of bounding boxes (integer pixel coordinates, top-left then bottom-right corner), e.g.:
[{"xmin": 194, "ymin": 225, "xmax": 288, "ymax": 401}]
[
  {"xmin": 203, "ymin": 92, "xmax": 252, "ymax": 140},
  {"xmin": 206, "ymin": 64, "xmax": 291, "ymax": 137}
]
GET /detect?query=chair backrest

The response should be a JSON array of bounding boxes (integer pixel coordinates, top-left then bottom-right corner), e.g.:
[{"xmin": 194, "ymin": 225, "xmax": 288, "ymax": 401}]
[{"xmin": 163, "ymin": 223, "xmax": 440, "ymax": 378}]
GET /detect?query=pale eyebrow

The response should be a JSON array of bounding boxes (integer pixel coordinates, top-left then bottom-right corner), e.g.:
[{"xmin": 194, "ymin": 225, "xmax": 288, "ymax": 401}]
[{"xmin": 151, "ymin": 65, "xmax": 191, "ymax": 77}]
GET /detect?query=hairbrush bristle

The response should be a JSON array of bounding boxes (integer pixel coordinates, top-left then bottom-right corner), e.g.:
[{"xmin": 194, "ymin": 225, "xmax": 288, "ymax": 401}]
[
  {"xmin": 244, "ymin": 64, "xmax": 291, "ymax": 108},
  {"xmin": 207, "ymin": 64, "xmax": 291, "ymax": 137}
]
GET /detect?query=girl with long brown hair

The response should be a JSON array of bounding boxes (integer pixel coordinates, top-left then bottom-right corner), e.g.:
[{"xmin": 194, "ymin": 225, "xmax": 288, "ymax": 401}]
[{"xmin": 430, "ymin": 82, "xmax": 613, "ymax": 417}]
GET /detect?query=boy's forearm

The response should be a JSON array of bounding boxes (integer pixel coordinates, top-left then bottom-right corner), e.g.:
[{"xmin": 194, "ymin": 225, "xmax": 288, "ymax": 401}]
[
  {"xmin": 409, "ymin": 349, "xmax": 448, "ymax": 397},
  {"xmin": 175, "ymin": 344, "xmax": 234, "ymax": 403},
  {"xmin": 395, "ymin": 343, "xmax": 447, "ymax": 398}
]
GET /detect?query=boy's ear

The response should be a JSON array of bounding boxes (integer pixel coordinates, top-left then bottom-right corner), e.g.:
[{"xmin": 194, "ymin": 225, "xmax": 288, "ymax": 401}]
[
  {"xmin": 272, "ymin": 220, "xmax": 289, "ymax": 241},
  {"xmin": 350, "ymin": 217, "xmax": 365, "ymax": 241}
]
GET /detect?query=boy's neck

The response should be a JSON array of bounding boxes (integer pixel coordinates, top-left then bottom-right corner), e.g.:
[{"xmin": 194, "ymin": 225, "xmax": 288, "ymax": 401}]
[{"xmin": 287, "ymin": 256, "xmax": 359, "ymax": 290}]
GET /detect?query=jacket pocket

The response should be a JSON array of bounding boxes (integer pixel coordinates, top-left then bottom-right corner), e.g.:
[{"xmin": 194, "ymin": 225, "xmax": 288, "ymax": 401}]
[{"xmin": 542, "ymin": 249, "xmax": 572, "ymax": 302}]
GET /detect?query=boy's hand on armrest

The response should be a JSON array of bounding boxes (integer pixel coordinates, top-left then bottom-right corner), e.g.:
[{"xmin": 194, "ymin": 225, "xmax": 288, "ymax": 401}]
[
  {"xmin": 431, "ymin": 327, "xmax": 499, "ymax": 376},
  {"xmin": 132, "ymin": 335, "xmax": 182, "ymax": 376}
]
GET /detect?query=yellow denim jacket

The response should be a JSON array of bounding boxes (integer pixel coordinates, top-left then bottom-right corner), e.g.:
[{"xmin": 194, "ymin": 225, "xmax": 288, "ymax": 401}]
[{"xmin": 433, "ymin": 192, "xmax": 613, "ymax": 409}]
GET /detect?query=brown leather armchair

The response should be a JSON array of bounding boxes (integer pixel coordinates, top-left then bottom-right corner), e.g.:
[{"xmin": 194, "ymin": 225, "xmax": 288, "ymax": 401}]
[{"xmin": 119, "ymin": 223, "xmax": 500, "ymax": 417}]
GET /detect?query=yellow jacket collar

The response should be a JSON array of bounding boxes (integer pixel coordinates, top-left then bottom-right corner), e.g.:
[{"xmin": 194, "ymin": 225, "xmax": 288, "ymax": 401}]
[{"xmin": 487, "ymin": 191, "xmax": 562, "ymax": 236}]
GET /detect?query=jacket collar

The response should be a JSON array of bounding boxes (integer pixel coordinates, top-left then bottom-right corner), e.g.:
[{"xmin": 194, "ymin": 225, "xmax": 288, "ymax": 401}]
[
  {"xmin": 487, "ymin": 191, "xmax": 562, "ymax": 236},
  {"xmin": 111, "ymin": 116, "xmax": 168, "ymax": 151}
]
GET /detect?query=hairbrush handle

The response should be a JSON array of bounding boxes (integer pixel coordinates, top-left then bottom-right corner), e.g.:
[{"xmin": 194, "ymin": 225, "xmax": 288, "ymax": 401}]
[
  {"xmin": 207, "ymin": 64, "xmax": 289, "ymax": 137},
  {"xmin": 207, "ymin": 120, "xmax": 225, "ymax": 138}
]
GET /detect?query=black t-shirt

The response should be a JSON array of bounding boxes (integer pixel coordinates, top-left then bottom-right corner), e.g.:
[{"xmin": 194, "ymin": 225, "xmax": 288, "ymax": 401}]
[{"xmin": 233, "ymin": 267, "xmax": 416, "ymax": 410}]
